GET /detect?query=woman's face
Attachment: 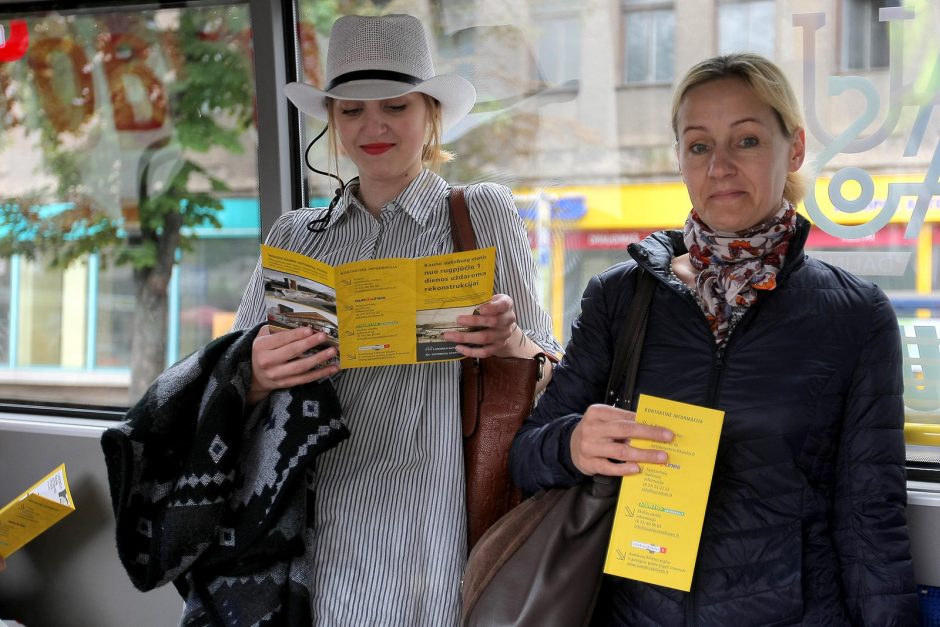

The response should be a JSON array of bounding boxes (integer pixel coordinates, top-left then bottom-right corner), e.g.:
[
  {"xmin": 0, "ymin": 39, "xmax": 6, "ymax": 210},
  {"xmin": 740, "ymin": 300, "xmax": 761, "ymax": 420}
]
[
  {"xmin": 675, "ymin": 77, "xmax": 805, "ymax": 233},
  {"xmin": 332, "ymin": 92, "xmax": 429, "ymax": 186}
]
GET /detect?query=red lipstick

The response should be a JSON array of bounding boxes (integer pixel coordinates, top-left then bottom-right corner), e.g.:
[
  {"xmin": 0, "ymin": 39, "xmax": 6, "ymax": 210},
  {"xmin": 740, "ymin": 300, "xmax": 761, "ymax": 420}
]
[{"xmin": 361, "ymin": 143, "xmax": 394, "ymax": 155}]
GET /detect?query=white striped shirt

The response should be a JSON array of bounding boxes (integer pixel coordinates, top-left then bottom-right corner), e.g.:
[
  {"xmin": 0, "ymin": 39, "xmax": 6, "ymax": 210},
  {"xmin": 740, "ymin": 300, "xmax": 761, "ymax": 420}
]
[{"xmin": 233, "ymin": 169, "xmax": 560, "ymax": 626}]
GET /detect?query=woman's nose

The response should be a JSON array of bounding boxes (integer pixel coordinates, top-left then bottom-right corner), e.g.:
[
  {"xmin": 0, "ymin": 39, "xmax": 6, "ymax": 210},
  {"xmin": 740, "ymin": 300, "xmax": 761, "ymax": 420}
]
[
  {"xmin": 362, "ymin": 109, "xmax": 388, "ymax": 134},
  {"xmin": 708, "ymin": 148, "xmax": 735, "ymax": 177}
]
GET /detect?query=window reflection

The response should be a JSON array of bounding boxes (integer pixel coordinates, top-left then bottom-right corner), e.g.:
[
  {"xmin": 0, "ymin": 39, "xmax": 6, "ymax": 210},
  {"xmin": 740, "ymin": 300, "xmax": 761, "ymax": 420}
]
[
  {"xmin": 296, "ymin": 0, "xmax": 940, "ymax": 450},
  {"xmin": 719, "ymin": 0, "xmax": 775, "ymax": 57},
  {"xmin": 0, "ymin": 3, "xmax": 261, "ymax": 405},
  {"xmin": 623, "ymin": 2, "xmax": 675, "ymax": 84}
]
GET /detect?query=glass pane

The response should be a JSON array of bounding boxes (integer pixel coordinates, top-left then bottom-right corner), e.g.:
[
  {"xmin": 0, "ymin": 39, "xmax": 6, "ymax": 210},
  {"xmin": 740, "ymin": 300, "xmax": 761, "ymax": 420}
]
[
  {"xmin": 301, "ymin": 0, "xmax": 940, "ymax": 466},
  {"xmin": 653, "ymin": 10, "xmax": 675, "ymax": 82},
  {"xmin": 625, "ymin": 12, "xmax": 650, "ymax": 83},
  {"xmin": 309, "ymin": 0, "xmax": 940, "ymax": 461},
  {"xmin": 15, "ymin": 258, "xmax": 66, "ymax": 367},
  {"xmin": 747, "ymin": 1, "xmax": 775, "ymax": 58},
  {"xmin": 94, "ymin": 261, "xmax": 135, "ymax": 369},
  {"xmin": 719, "ymin": 3, "xmax": 748, "ymax": 55},
  {"xmin": 178, "ymin": 236, "xmax": 258, "ymax": 357},
  {"xmin": 537, "ymin": 15, "xmax": 582, "ymax": 85},
  {"xmin": 720, "ymin": 2, "xmax": 775, "ymax": 57},
  {"xmin": 0, "ymin": 2, "xmax": 262, "ymax": 406}
]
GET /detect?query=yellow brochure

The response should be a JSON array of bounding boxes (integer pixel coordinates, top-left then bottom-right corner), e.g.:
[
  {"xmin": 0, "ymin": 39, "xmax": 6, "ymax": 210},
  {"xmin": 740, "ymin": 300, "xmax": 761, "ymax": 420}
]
[
  {"xmin": 603, "ymin": 394, "xmax": 724, "ymax": 591},
  {"xmin": 0, "ymin": 463, "xmax": 76, "ymax": 558},
  {"xmin": 260, "ymin": 245, "xmax": 496, "ymax": 368}
]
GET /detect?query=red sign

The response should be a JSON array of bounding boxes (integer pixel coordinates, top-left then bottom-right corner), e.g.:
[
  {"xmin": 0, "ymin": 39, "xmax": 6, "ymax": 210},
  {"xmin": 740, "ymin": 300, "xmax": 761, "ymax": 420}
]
[
  {"xmin": 0, "ymin": 20, "xmax": 29, "ymax": 63},
  {"xmin": 565, "ymin": 230, "xmax": 655, "ymax": 250}
]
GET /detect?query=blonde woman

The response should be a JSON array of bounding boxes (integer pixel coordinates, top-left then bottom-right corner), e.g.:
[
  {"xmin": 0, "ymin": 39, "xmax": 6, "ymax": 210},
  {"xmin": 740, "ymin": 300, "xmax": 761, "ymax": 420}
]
[
  {"xmin": 233, "ymin": 13, "xmax": 559, "ymax": 626},
  {"xmin": 511, "ymin": 53, "xmax": 919, "ymax": 625}
]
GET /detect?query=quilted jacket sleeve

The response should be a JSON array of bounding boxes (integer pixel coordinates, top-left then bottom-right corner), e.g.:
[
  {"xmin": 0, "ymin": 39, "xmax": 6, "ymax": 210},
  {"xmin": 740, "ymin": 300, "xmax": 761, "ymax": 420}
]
[
  {"xmin": 832, "ymin": 285, "xmax": 920, "ymax": 625},
  {"xmin": 510, "ymin": 264, "xmax": 634, "ymax": 494}
]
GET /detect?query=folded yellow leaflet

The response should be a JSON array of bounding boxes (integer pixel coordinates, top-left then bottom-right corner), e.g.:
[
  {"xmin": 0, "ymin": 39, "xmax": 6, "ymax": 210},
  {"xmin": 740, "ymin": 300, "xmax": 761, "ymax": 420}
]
[
  {"xmin": 260, "ymin": 245, "xmax": 497, "ymax": 368},
  {"xmin": 0, "ymin": 463, "xmax": 76, "ymax": 558},
  {"xmin": 604, "ymin": 395, "xmax": 724, "ymax": 591}
]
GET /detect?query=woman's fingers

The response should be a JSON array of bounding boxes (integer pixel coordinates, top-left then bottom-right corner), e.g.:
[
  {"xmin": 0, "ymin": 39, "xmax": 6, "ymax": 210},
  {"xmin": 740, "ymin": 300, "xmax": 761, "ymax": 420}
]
[
  {"xmin": 444, "ymin": 294, "xmax": 518, "ymax": 357},
  {"xmin": 248, "ymin": 326, "xmax": 340, "ymax": 405},
  {"xmin": 571, "ymin": 404, "xmax": 674, "ymax": 476}
]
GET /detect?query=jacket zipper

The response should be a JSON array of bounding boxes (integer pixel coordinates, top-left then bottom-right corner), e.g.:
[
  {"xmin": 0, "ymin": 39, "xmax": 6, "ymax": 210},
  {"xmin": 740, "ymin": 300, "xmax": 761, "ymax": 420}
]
[
  {"xmin": 632, "ymin": 236, "xmax": 795, "ymax": 627},
  {"xmin": 685, "ymin": 305, "xmax": 761, "ymax": 627}
]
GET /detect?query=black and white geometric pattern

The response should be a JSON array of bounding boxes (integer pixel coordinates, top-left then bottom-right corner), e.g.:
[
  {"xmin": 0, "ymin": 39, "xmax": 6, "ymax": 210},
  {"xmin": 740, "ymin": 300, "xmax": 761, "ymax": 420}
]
[{"xmin": 102, "ymin": 323, "xmax": 349, "ymax": 626}]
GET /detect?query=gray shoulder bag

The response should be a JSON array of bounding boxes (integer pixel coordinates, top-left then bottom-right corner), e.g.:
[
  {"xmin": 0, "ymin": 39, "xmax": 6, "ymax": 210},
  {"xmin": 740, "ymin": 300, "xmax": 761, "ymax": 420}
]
[{"xmin": 461, "ymin": 268, "xmax": 657, "ymax": 627}]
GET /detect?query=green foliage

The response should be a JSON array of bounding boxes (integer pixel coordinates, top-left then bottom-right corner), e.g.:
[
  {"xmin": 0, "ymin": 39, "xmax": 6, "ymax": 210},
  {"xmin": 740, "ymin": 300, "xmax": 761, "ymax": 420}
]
[{"xmin": 301, "ymin": 0, "xmax": 342, "ymax": 33}]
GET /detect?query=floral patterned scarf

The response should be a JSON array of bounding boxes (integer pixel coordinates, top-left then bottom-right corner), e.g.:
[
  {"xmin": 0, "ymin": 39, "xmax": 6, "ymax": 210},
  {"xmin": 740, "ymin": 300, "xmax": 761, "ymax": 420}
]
[{"xmin": 682, "ymin": 202, "xmax": 797, "ymax": 346}]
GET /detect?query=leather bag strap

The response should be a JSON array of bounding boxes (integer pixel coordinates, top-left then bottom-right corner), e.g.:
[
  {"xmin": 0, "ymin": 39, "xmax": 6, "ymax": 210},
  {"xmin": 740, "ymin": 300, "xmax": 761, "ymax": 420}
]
[
  {"xmin": 448, "ymin": 187, "xmax": 476, "ymax": 251},
  {"xmin": 604, "ymin": 269, "xmax": 656, "ymax": 410}
]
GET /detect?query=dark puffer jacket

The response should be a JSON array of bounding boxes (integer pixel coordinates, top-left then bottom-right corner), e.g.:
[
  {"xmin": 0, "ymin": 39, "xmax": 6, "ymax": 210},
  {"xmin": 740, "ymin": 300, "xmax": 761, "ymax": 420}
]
[{"xmin": 510, "ymin": 217, "xmax": 920, "ymax": 626}]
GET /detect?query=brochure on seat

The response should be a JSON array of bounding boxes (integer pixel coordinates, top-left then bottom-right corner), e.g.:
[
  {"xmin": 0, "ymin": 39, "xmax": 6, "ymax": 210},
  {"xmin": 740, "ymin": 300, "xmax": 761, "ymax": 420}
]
[
  {"xmin": 603, "ymin": 394, "xmax": 725, "ymax": 591},
  {"xmin": 261, "ymin": 244, "xmax": 496, "ymax": 368},
  {"xmin": 0, "ymin": 463, "xmax": 76, "ymax": 559}
]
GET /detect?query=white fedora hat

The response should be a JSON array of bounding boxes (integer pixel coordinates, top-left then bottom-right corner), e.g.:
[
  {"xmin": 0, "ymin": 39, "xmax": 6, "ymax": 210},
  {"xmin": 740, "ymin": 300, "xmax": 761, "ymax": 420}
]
[{"xmin": 284, "ymin": 14, "xmax": 476, "ymax": 131}]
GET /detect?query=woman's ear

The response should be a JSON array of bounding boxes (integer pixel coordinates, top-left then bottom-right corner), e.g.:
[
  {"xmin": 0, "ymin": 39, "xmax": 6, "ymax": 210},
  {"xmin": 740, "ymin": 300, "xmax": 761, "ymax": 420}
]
[{"xmin": 790, "ymin": 127, "xmax": 806, "ymax": 172}]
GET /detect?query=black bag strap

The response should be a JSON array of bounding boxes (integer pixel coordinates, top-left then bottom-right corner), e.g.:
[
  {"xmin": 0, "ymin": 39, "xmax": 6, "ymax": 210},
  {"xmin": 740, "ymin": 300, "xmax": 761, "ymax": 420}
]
[{"xmin": 604, "ymin": 269, "xmax": 656, "ymax": 410}]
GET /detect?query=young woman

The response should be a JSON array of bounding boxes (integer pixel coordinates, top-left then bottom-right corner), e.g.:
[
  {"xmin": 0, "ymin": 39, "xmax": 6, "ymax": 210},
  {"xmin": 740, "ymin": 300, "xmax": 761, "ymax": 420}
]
[
  {"xmin": 511, "ymin": 53, "xmax": 920, "ymax": 625},
  {"xmin": 232, "ymin": 12, "xmax": 560, "ymax": 626}
]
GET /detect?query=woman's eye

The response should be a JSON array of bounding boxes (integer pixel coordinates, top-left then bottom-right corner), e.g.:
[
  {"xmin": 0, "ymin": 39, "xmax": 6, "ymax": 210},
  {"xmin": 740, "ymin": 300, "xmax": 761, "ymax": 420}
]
[
  {"xmin": 740, "ymin": 136, "xmax": 759, "ymax": 148},
  {"xmin": 689, "ymin": 143, "xmax": 708, "ymax": 155},
  {"xmin": 385, "ymin": 104, "xmax": 407, "ymax": 113},
  {"xmin": 340, "ymin": 107, "xmax": 362, "ymax": 116}
]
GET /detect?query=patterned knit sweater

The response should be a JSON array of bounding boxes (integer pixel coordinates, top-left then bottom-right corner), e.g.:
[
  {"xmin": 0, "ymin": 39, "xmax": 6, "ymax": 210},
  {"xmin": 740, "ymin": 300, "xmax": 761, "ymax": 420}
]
[{"xmin": 101, "ymin": 325, "xmax": 349, "ymax": 626}]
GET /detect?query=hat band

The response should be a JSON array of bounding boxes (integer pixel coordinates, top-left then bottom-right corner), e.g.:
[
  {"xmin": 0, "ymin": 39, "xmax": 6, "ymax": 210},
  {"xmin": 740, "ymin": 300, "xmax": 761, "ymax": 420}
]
[{"xmin": 326, "ymin": 69, "xmax": 423, "ymax": 91}]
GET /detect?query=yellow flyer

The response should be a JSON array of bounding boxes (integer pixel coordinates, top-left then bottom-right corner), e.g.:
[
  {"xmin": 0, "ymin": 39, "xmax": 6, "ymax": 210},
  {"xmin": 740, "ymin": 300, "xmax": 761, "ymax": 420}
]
[
  {"xmin": 603, "ymin": 394, "xmax": 724, "ymax": 591},
  {"xmin": 260, "ymin": 245, "xmax": 496, "ymax": 368},
  {"xmin": 0, "ymin": 463, "xmax": 76, "ymax": 558}
]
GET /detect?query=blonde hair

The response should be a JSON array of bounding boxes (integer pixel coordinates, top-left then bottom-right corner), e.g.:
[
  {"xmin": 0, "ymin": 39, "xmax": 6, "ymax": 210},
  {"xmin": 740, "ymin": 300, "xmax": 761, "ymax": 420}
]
[
  {"xmin": 671, "ymin": 53, "xmax": 806, "ymax": 205},
  {"xmin": 325, "ymin": 94, "xmax": 453, "ymax": 174}
]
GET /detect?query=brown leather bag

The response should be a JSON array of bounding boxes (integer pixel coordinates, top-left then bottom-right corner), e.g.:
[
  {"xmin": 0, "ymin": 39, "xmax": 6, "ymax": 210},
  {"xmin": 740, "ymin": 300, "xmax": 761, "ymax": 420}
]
[
  {"xmin": 448, "ymin": 187, "xmax": 548, "ymax": 550},
  {"xmin": 461, "ymin": 268, "xmax": 657, "ymax": 627}
]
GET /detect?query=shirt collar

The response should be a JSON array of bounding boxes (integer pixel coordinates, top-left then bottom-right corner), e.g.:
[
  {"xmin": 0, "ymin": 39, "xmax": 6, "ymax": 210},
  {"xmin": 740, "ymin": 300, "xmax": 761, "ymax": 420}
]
[
  {"xmin": 327, "ymin": 169, "xmax": 449, "ymax": 228},
  {"xmin": 395, "ymin": 169, "xmax": 449, "ymax": 226}
]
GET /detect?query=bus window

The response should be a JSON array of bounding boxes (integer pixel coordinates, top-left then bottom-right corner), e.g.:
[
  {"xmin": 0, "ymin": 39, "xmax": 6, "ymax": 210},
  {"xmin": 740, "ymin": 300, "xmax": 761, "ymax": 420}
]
[
  {"xmin": 294, "ymin": 1, "xmax": 940, "ymax": 467},
  {"xmin": 0, "ymin": 2, "xmax": 262, "ymax": 407}
]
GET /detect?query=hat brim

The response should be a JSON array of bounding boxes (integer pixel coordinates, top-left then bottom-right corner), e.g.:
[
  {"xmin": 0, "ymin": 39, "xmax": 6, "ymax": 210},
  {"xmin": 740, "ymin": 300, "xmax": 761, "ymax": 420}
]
[
  {"xmin": 443, "ymin": 79, "xmax": 580, "ymax": 142},
  {"xmin": 285, "ymin": 74, "xmax": 476, "ymax": 131}
]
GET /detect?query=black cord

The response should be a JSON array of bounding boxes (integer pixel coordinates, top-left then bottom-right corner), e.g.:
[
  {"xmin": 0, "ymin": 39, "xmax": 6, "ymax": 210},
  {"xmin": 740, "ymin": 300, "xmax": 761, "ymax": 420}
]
[{"xmin": 304, "ymin": 125, "xmax": 345, "ymax": 233}]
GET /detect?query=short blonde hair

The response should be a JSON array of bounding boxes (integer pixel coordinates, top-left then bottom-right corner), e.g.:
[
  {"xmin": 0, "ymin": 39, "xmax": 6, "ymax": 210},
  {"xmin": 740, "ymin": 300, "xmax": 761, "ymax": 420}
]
[
  {"xmin": 325, "ymin": 94, "xmax": 452, "ymax": 175},
  {"xmin": 671, "ymin": 53, "xmax": 806, "ymax": 205}
]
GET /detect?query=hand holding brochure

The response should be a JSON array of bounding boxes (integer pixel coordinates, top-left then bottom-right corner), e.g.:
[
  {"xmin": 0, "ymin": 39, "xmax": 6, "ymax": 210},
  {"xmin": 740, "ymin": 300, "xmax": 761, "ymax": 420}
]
[
  {"xmin": 604, "ymin": 395, "xmax": 724, "ymax": 591},
  {"xmin": 0, "ymin": 463, "xmax": 76, "ymax": 558},
  {"xmin": 261, "ymin": 245, "xmax": 496, "ymax": 368}
]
